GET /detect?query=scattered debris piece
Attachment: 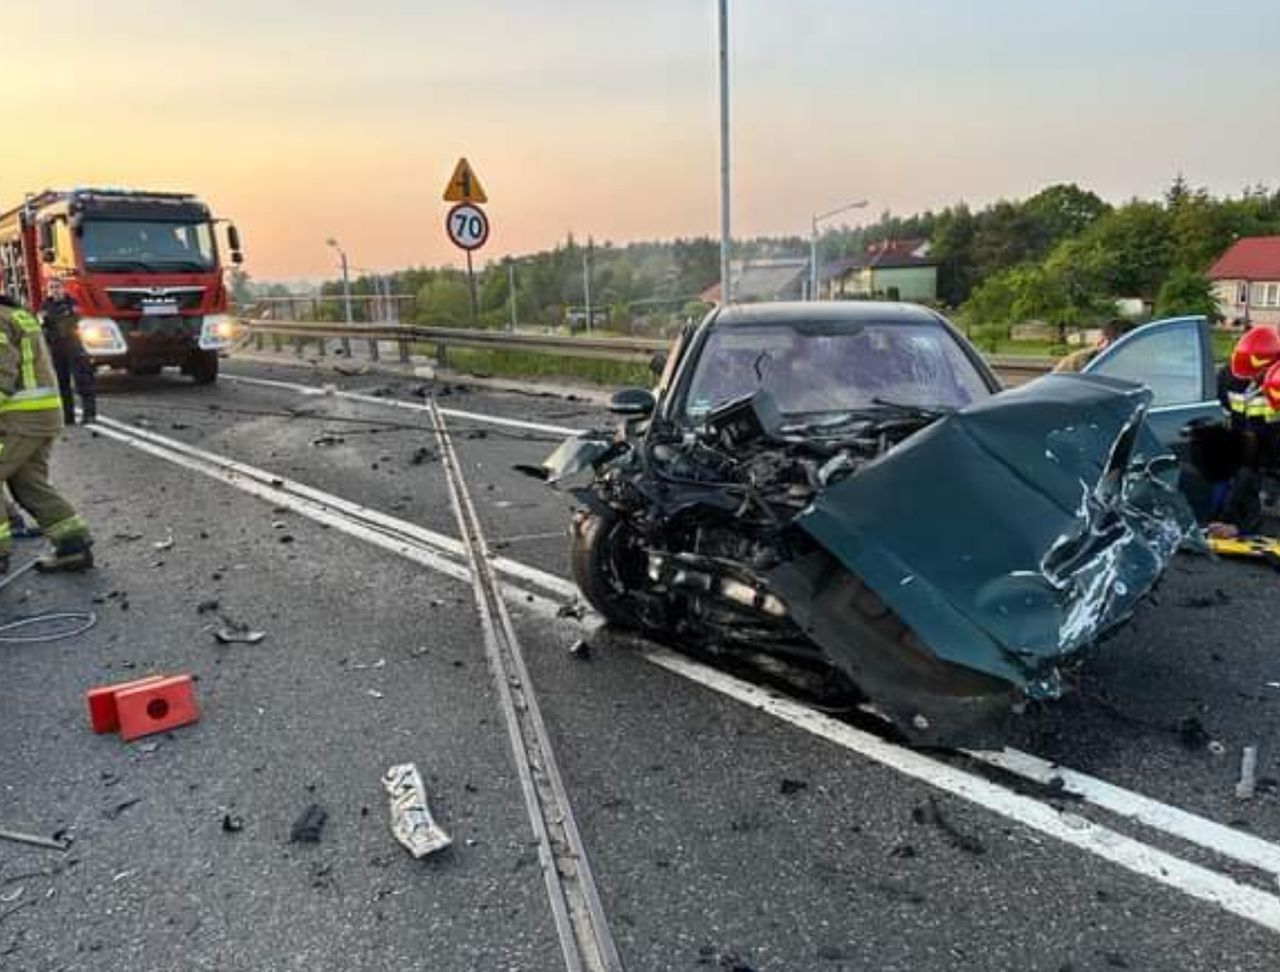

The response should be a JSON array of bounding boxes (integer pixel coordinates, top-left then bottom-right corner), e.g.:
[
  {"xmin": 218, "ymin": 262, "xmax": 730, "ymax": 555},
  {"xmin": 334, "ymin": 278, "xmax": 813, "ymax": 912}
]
[
  {"xmin": 1208, "ymin": 740, "xmax": 1227, "ymax": 757},
  {"xmin": 778, "ymin": 778, "xmax": 808, "ymax": 796},
  {"xmin": 556, "ymin": 601, "xmax": 586, "ymax": 621},
  {"xmin": 1237, "ymin": 745, "xmax": 1259, "ymax": 800},
  {"xmin": 290, "ymin": 804, "xmax": 328, "ymax": 844},
  {"xmin": 221, "ymin": 813, "xmax": 245, "ymax": 834},
  {"xmin": 0, "ymin": 828, "xmax": 70, "ymax": 852},
  {"xmin": 213, "ymin": 621, "xmax": 266, "ymax": 645},
  {"xmin": 112, "ymin": 869, "xmax": 137, "ymax": 883},
  {"xmin": 568, "ymin": 639, "xmax": 592, "ymax": 660},
  {"xmin": 347, "ymin": 658, "xmax": 386, "ymax": 671},
  {"xmin": 102, "ymin": 797, "xmax": 141, "ymax": 820},
  {"xmin": 409, "ymin": 446, "xmax": 435, "ymax": 466},
  {"xmin": 112, "ymin": 532, "xmax": 143, "ymax": 543},
  {"xmin": 383, "ymin": 764, "xmax": 451, "ymax": 858},
  {"xmin": 310, "ymin": 434, "xmax": 345, "ymax": 448},
  {"xmin": 153, "ymin": 532, "xmax": 175, "ymax": 552},
  {"xmin": 1176, "ymin": 715, "xmax": 1211, "ymax": 750},
  {"xmin": 367, "ymin": 689, "xmax": 384, "ymax": 700},
  {"xmin": 196, "ymin": 598, "xmax": 220, "ymax": 615}
]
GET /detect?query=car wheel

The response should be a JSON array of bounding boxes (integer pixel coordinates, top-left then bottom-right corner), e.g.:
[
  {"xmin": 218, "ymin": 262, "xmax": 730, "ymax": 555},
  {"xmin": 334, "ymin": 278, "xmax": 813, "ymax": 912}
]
[{"xmin": 570, "ymin": 509, "xmax": 646, "ymax": 629}]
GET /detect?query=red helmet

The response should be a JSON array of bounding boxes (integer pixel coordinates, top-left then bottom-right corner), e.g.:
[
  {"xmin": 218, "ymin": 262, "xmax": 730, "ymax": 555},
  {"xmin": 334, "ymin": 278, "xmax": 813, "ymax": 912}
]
[
  {"xmin": 1261, "ymin": 360, "xmax": 1280, "ymax": 412},
  {"xmin": 1230, "ymin": 326, "xmax": 1280, "ymax": 379}
]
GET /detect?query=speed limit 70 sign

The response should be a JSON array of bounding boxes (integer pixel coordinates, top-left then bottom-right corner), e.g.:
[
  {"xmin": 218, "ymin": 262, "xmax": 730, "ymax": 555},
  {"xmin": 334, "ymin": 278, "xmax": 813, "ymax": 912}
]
[{"xmin": 446, "ymin": 203, "xmax": 489, "ymax": 251}]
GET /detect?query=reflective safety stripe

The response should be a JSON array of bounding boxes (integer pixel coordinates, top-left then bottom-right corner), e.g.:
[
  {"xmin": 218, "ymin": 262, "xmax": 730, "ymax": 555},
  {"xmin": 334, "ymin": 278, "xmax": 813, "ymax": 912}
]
[
  {"xmin": 0, "ymin": 521, "xmax": 10, "ymax": 541},
  {"xmin": 10, "ymin": 310, "xmax": 40, "ymax": 333},
  {"xmin": 19, "ymin": 333, "xmax": 36, "ymax": 391},
  {"xmin": 1226, "ymin": 391, "xmax": 1279, "ymax": 421},
  {"xmin": 44, "ymin": 514, "xmax": 89, "ymax": 542},
  {"xmin": 0, "ymin": 386, "xmax": 61, "ymax": 413}
]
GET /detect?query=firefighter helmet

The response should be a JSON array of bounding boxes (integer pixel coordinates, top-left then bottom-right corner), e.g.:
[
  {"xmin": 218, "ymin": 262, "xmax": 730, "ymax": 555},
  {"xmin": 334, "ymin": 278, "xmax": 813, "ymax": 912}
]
[
  {"xmin": 1261, "ymin": 360, "xmax": 1280, "ymax": 412},
  {"xmin": 1230, "ymin": 326, "xmax": 1280, "ymax": 379}
]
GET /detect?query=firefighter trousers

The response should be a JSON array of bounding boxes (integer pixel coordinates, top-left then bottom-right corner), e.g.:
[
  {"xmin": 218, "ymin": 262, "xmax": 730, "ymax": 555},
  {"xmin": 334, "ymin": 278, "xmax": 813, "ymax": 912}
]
[{"xmin": 0, "ymin": 433, "xmax": 90, "ymax": 556}]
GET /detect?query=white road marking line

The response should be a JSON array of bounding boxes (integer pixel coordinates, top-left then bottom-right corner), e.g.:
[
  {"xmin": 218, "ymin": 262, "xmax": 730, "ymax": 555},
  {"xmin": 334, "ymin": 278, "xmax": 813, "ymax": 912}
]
[
  {"xmin": 642, "ymin": 646, "xmax": 1280, "ymax": 934},
  {"xmin": 96, "ymin": 407, "xmax": 1280, "ymax": 934},
  {"xmin": 223, "ymin": 373, "xmax": 586, "ymax": 436},
  {"xmin": 970, "ymin": 747, "xmax": 1280, "ymax": 884}
]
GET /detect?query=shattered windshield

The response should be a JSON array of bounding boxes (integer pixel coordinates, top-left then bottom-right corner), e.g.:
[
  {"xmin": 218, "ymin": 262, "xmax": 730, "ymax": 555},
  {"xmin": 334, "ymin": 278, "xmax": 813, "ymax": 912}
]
[{"xmin": 682, "ymin": 320, "xmax": 992, "ymax": 421}]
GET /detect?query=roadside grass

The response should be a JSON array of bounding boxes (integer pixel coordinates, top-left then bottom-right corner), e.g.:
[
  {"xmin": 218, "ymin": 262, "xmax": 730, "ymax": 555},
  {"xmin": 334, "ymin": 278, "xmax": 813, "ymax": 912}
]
[{"xmin": 420, "ymin": 344, "xmax": 652, "ymax": 387}]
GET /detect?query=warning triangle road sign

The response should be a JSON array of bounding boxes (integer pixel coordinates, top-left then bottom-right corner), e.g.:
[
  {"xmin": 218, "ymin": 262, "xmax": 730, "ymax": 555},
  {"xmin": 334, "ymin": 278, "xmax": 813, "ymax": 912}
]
[{"xmin": 443, "ymin": 158, "xmax": 487, "ymax": 204}]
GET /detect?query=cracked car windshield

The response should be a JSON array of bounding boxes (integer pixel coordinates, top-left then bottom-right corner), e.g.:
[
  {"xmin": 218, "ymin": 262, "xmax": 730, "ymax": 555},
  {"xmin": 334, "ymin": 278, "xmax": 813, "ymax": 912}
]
[{"xmin": 683, "ymin": 321, "xmax": 991, "ymax": 420}]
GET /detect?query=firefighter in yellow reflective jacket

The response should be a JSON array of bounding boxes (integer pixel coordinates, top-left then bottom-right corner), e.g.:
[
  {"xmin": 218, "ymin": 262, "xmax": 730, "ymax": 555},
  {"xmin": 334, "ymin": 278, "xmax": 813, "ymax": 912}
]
[{"xmin": 0, "ymin": 293, "xmax": 93, "ymax": 576}]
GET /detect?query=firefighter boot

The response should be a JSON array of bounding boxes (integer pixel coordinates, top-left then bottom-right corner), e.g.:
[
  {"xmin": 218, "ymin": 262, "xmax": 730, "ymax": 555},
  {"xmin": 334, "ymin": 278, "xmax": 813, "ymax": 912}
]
[{"xmin": 36, "ymin": 536, "xmax": 94, "ymax": 574}]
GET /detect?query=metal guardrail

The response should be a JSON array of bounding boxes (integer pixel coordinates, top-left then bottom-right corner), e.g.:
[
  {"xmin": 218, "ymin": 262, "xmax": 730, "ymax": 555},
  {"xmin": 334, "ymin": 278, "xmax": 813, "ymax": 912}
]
[{"xmin": 237, "ymin": 318, "xmax": 1055, "ymax": 381}]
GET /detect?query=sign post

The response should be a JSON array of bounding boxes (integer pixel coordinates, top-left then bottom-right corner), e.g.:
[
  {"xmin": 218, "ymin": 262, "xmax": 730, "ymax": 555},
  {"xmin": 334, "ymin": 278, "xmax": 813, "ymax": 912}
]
[{"xmin": 443, "ymin": 158, "xmax": 489, "ymax": 326}]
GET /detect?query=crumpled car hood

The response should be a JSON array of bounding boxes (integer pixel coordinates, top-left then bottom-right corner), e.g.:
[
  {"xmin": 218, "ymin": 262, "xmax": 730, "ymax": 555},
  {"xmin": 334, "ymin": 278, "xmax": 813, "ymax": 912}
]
[{"xmin": 786, "ymin": 373, "xmax": 1195, "ymax": 696}]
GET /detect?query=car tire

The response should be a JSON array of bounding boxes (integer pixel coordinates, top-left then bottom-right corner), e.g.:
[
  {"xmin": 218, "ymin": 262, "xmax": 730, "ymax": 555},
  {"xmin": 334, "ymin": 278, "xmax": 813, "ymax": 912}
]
[
  {"xmin": 570, "ymin": 509, "xmax": 645, "ymax": 629},
  {"xmin": 190, "ymin": 350, "xmax": 219, "ymax": 385}
]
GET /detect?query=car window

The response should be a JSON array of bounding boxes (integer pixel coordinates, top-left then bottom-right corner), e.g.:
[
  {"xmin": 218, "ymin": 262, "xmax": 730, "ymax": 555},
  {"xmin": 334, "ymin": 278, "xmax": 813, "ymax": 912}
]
[
  {"xmin": 1087, "ymin": 319, "xmax": 1206, "ymax": 406},
  {"xmin": 682, "ymin": 321, "xmax": 991, "ymax": 420}
]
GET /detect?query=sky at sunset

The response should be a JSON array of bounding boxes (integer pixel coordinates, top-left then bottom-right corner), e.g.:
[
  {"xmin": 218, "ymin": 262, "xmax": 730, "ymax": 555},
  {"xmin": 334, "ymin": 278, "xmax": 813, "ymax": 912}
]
[{"xmin": 3, "ymin": 0, "xmax": 1278, "ymax": 280}]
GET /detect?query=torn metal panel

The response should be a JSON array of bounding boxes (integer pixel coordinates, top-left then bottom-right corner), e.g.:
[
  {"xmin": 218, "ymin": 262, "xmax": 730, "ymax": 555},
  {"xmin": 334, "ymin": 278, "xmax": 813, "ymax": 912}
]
[
  {"xmin": 788, "ymin": 374, "xmax": 1193, "ymax": 694},
  {"xmin": 383, "ymin": 763, "xmax": 451, "ymax": 858}
]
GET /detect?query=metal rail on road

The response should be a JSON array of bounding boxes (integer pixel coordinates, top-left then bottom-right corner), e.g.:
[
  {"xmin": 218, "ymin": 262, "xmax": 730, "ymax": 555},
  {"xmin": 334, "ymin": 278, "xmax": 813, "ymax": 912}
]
[
  {"xmin": 238, "ymin": 317, "xmax": 1056, "ymax": 380},
  {"xmin": 429, "ymin": 399, "xmax": 623, "ymax": 972}
]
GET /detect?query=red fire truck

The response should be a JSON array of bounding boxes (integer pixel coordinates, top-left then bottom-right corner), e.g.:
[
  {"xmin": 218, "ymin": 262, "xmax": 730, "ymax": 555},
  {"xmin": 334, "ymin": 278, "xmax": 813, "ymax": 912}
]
[{"xmin": 0, "ymin": 187, "xmax": 243, "ymax": 384}]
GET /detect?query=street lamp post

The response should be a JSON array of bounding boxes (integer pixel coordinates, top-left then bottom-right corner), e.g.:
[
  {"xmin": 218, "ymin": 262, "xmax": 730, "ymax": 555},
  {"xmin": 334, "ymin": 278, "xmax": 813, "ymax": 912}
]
[
  {"xmin": 717, "ymin": 0, "xmax": 732, "ymax": 305},
  {"xmin": 507, "ymin": 258, "xmax": 517, "ymax": 333},
  {"xmin": 326, "ymin": 237, "xmax": 354, "ymax": 357},
  {"xmin": 809, "ymin": 200, "xmax": 868, "ymax": 301},
  {"xmin": 583, "ymin": 239, "xmax": 593, "ymax": 334}
]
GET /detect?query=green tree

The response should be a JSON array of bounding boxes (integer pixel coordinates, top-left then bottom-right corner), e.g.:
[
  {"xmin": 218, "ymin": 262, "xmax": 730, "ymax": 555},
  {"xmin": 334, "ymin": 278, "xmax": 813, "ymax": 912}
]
[
  {"xmin": 415, "ymin": 276, "xmax": 472, "ymax": 326},
  {"xmin": 1154, "ymin": 267, "xmax": 1221, "ymax": 320}
]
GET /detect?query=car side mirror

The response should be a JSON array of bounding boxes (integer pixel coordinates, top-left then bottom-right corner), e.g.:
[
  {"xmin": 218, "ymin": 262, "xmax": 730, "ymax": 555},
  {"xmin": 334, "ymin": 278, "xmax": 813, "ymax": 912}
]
[
  {"xmin": 231, "ymin": 250, "xmax": 244, "ymax": 265},
  {"xmin": 609, "ymin": 387, "xmax": 655, "ymax": 417},
  {"xmin": 649, "ymin": 351, "xmax": 667, "ymax": 376}
]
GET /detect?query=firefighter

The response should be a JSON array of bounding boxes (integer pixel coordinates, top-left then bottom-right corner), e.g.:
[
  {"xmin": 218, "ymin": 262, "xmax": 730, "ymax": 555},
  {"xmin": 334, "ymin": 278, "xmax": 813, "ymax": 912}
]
[
  {"xmin": 1202, "ymin": 326, "xmax": 1280, "ymax": 537},
  {"xmin": 40, "ymin": 277, "xmax": 97, "ymax": 425},
  {"xmin": 0, "ymin": 293, "xmax": 93, "ymax": 576}
]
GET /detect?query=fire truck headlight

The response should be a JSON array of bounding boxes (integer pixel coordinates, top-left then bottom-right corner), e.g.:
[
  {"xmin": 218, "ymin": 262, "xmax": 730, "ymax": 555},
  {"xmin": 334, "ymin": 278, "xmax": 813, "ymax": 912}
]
[
  {"xmin": 199, "ymin": 314, "xmax": 237, "ymax": 349},
  {"xmin": 76, "ymin": 318, "xmax": 128, "ymax": 357}
]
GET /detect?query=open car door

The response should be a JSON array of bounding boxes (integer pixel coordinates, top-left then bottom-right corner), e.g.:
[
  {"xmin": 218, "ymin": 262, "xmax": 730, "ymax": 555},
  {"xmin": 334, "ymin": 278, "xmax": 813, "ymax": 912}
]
[{"xmin": 1082, "ymin": 315, "xmax": 1222, "ymax": 453}]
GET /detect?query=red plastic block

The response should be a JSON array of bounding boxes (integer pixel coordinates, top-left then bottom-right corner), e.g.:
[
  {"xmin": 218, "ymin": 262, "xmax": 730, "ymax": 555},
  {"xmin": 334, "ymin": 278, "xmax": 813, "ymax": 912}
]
[
  {"xmin": 114, "ymin": 675, "xmax": 199, "ymax": 742},
  {"xmin": 86, "ymin": 675, "xmax": 166, "ymax": 734}
]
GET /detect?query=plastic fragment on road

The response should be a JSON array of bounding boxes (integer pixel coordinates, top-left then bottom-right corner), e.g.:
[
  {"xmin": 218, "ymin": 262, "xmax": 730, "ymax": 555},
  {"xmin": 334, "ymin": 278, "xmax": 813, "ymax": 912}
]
[
  {"xmin": 290, "ymin": 804, "xmax": 328, "ymax": 843},
  {"xmin": 1237, "ymin": 745, "xmax": 1259, "ymax": 800},
  {"xmin": 213, "ymin": 621, "xmax": 265, "ymax": 645},
  {"xmin": 0, "ymin": 827, "xmax": 70, "ymax": 851},
  {"xmin": 383, "ymin": 763, "xmax": 452, "ymax": 858}
]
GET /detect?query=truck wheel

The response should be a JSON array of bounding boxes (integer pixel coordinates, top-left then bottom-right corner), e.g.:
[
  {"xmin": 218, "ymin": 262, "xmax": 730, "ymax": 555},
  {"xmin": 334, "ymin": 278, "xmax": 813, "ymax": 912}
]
[
  {"xmin": 190, "ymin": 351, "xmax": 219, "ymax": 385},
  {"xmin": 570, "ymin": 509, "xmax": 646, "ymax": 629}
]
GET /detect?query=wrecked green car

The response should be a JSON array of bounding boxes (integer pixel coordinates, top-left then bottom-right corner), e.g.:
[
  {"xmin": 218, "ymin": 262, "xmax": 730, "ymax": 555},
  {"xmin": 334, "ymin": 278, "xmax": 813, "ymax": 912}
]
[{"xmin": 544, "ymin": 302, "xmax": 1195, "ymax": 744}]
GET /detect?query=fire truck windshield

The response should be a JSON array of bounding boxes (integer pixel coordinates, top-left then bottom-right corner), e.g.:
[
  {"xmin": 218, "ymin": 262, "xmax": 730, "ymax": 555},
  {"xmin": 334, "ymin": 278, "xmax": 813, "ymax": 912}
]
[{"xmin": 80, "ymin": 220, "xmax": 216, "ymax": 273}]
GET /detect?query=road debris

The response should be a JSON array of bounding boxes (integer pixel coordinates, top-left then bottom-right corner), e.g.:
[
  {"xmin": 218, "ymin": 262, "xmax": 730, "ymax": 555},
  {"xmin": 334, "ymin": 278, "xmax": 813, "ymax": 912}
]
[
  {"xmin": 778, "ymin": 778, "xmax": 808, "ymax": 796},
  {"xmin": 568, "ymin": 638, "xmax": 592, "ymax": 660},
  {"xmin": 409, "ymin": 446, "xmax": 435, "ymax": 465},
  {"xmin": 153, "ymin": 532, "xmax": 175, "ymax": 552},
  {"xmin": 367, "ymin": 689, "xmax": 384, "ymax": 700},
  {"xmin": 1176, "ymin": 716, "xmax": 1211, "ymax": 750},
  {"xmin": 0, "ymin": 828, "xmax": 70, "ymax": 852},
  {"xmin": 311, "ymin": 434, "xmax": 345, "ymax": 448},
  {"xmin": 382, "ymin": 763, "xmax": 451, "ymax": 859},
  {"xmin": 290, "ymin": 804, "xmax": 328, "ymax": 844},
  {"xmin": 222, "ymin": 813, "xmax": 245, "ymax": 833},
  {"xmin": 556, "ymin": 601, "xmax": 586, "ymax": 621},
  {"xmin": 1236, "ymin": 745, "xmax": 1259, "ymax": 800},
  {"xmin": 102, "ymin": 797, "xmax": 142, "ymax": 820},
  {"xmin": 214, "ymin": 620, "xmax": 266, "ymax": 645}
]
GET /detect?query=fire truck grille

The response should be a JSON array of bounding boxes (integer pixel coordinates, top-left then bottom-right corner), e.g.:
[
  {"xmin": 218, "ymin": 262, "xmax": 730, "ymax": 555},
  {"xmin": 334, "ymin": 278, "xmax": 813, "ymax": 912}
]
[{"xmin": 106, "ymin": 288, "xmax": 205, "ymax": 313}]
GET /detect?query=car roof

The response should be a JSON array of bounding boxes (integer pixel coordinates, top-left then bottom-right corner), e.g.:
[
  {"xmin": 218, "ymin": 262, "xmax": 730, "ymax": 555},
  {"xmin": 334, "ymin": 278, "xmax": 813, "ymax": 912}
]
[{"xmin": 709, "ymin": 300, "xmax": 944, "ymax": 328}]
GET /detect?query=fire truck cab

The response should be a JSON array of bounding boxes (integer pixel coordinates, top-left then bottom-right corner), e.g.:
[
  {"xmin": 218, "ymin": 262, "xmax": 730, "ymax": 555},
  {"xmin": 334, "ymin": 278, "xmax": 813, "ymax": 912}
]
[{"xmin": 0, "ymin": 188, "xmax": 242, "ymax": 384}]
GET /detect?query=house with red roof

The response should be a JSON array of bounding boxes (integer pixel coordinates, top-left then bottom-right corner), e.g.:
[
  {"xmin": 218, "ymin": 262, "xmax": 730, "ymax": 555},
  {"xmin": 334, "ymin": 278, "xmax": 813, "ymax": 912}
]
[{"xmin": 1208, "ymin": 236, "xmax": 1280, "ymax": 327}]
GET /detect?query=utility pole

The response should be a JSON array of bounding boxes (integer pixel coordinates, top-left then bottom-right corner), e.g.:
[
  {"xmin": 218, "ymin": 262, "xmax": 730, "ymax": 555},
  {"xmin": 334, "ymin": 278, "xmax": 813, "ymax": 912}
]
[
  {"xmin": 507, "ymin": 259, "xmax": 517, "ymax": 332},
  {"xmin": 326, "ymin": 237, "xmax": 353, "ymax": 356},
  {"xmin": 583, "ymin": 238, "xmax": 593, "ymax": 333},
  {"xmin": 809, "ymin": 200, "xmax": 868, "ymax": 302},
  {"xmin": 717, "ymin": 0, "xmax": 732, "ymax": 305}
]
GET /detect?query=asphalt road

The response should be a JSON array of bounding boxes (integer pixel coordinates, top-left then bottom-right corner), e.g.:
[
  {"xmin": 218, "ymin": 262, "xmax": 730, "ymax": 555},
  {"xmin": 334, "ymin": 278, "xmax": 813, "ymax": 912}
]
[{"xmin": 1, "ymin": 355, "xmax": 1278, "ymax": 971}]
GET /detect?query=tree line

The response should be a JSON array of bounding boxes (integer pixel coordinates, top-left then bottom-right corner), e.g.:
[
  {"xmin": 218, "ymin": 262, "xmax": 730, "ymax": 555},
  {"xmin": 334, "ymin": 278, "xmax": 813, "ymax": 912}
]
[{"xmin": 234, "ymin": 177, "xmax": 1280, "ymax": 335}]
